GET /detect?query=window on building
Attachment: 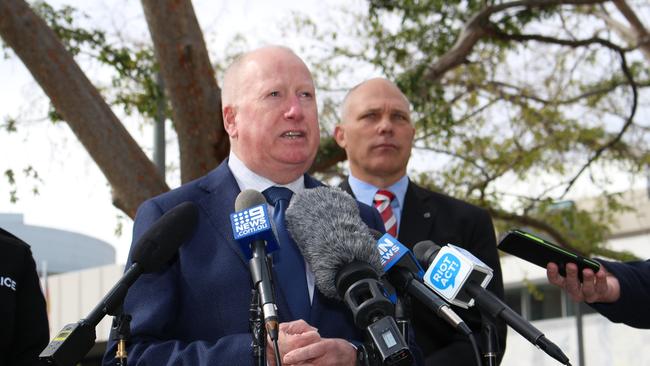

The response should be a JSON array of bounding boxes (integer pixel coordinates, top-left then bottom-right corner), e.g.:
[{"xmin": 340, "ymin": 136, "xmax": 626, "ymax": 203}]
[{"xmin": 529, "ymin": 285, "xmax": 562, "ymax": 321}]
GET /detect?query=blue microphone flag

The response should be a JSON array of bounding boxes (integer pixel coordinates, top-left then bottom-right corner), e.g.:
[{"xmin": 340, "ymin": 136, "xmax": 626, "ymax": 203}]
[
  {"xmin": 230, "ymin": 203, "xmax": 278, "ymax": 258},
  {"xmin": 376, "ymin": 233, "xmax": 425, "ymax": 279}
]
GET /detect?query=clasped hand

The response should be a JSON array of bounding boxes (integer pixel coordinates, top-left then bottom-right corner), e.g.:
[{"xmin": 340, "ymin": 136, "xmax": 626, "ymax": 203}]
[{"xmin": 266, "ymin": 319, "xmax": 357, "ymax": 366}]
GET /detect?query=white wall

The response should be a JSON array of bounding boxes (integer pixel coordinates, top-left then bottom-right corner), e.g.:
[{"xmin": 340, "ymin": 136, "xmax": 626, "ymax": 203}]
[
  {"xmin": 47, "ymin": 264, "xmax": 125, "ymax": 343},
  {"xmin": 501, "ymin": 314, "xmax": 650, "ymax": 366}
]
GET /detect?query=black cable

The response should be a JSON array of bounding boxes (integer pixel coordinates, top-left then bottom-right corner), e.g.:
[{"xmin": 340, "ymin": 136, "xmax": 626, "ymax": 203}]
[
  {"xmin": 273, "ymin": 338, "xmax": 282, "ymax": 366},
  {"xmin": 468, "ymin": 332, "xmax": 482, "ymax": 366}
]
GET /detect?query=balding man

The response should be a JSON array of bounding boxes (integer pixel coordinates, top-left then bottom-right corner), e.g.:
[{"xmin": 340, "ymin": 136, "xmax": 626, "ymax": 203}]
[
  {"xmin": 335, "ymin": 78, "xmax": 507, "ymax": 365},
  {"xmin": 103, "ymin": 47, "xmax": 399, "ymax": 366}
]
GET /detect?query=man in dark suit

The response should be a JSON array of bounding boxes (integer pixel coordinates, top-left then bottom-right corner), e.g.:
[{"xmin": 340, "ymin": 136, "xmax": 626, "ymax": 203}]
[
  {"xmin": 102, "ymin": 47, "xmax": 396, "ymax": 366},
  {"xmin": 547, "ymin": 260, "xmax": 650, "ymax": 328},
  {"xmin": 334, "ymin": 77, "xmax": 507, "ymax": 365}
]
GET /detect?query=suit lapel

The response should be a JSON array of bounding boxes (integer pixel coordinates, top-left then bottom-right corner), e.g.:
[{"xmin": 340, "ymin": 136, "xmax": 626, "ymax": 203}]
[
  {"xmin": 398, "ymin": 181, "xmax": 436, "ymax": 249},
  {"xmin": 194, "ymin": 162, "xmax": 250, "ymax": 268}
]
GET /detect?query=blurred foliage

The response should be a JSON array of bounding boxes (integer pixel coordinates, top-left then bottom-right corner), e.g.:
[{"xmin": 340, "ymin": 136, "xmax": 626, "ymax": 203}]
[
  {"xmin": 30, "ymin": 0, "xmax": 168, "ymax": 121},
  {"xmin": 293, "ymin": 0, "xmax": 650, "ymax": 259},
  {"xmin": 2, "ymin": 1, "xmax": 650, "ymax": 260}
]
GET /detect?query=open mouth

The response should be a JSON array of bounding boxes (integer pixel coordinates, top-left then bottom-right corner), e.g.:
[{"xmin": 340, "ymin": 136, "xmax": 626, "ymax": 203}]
[{"xmin": 282, "ymin": 131, "xmax": 304, "ymax": 139}]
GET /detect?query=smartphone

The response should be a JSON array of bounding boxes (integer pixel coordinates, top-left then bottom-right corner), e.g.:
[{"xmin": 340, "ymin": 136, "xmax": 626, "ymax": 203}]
[{"xmin": 498, "ymin": 229, "xmax": 600, "ymax": 281}]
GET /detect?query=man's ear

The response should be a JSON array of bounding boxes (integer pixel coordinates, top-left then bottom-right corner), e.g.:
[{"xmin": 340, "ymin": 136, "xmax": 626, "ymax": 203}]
[
  {"xmin": 333, "ymin": 124, "xmax": 346, "ymax": 149},
  {"xmin": 223, "ymin": 105, "xmax": 237, "ymax": 137}
]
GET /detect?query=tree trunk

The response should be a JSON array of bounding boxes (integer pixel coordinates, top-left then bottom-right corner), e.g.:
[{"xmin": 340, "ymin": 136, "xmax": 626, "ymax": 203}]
[
  {"xmin": 141, "ymin": 0, "xmax": 228, "ymax": 183},
  {"xmin": 0, "ymin": 0, "xmax": 169, "ymax": 218}
]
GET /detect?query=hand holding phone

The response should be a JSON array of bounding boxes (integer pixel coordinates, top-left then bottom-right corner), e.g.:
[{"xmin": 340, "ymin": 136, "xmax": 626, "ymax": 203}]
[
  {"xmin": 547, "ymin": 260, "xmax": 622, "ymax": 304},
  {"xmin": 498, "ymin": 229, "xmax": 600, "ymax": 282}
]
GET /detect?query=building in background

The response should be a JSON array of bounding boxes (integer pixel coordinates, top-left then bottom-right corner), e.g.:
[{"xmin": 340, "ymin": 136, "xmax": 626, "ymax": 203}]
[
  {"xmin": 0, "ymin": 213, "xmax": 116, "ymax": 365},
  {"xmin": 500, "ymin": 188, "xmax": 650, "ymax": 366},
  {"xmin": 0, "ymin": 213, "xmax": 115, "ymax": 274}
]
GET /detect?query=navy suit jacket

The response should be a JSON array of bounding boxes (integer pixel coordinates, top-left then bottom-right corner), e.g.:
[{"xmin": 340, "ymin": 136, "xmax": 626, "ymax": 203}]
[
  {"xmin": 341, "ymin": 179, "xmax": 507, "ymax": 366},
  {"xmin": 591, "ymin": 259, "xmax": 650, "ymax": 329},
  {"xmin": 102, "ymin": 161, "xmax": 393, "ymax": 365}
]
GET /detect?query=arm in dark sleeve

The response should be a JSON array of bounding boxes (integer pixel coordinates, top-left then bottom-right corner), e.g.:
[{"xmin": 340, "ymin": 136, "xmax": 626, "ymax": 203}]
[
  {"xmin": 13, "ymin": 246, "xmax": 49, "ymax": 366},
  {"xmin": 102, "ymin": 200, "xmax": 255, "ymax": 366},
  {"xmin": 422, "ymin": 208, "xmax": 507, "ymax": 366},
  {"xmin": 590, "ymin": 259, "xmax": 650, "ymax": 329}
]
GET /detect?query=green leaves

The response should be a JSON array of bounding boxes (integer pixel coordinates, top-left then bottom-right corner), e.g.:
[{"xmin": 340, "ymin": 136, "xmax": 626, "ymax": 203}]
[{"xmin": 329, "ymin": 1, "xmax": 650, "ymax": 256}]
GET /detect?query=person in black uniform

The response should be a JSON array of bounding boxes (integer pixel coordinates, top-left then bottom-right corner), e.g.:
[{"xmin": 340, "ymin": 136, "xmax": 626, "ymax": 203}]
[{"xmin": 0, "ymin": 227, "xmax": 49, "ymax": 366}]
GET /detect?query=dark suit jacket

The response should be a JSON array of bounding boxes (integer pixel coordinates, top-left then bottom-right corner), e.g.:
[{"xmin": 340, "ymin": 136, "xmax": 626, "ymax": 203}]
[
  {"xmin": 102, "ymin": 161, "xmax": 396, "ymax": 365},
  {"xmin": 0, "ymin": 228, "xmax": 49, "ymax": 366},
  {"xmin": 341, "ymin": 178, "xmax": 507, "ymax": 366},
  {"xmin": 591, "ymin": 259, "xmax": 650, "ymax": 329}
]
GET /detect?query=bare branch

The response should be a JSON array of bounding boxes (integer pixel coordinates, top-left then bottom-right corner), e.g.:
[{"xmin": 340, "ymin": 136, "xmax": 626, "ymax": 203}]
[
  {"xmin": 423, "ymin": 0, "xmax": 612, "ymax": 83},
  {"xmin": 0, "ymin": 0, "xmax": 169, "ymax": 217},
  {"xmin": 560, "ymin": 50, "xmax": 638, "ymax": 197},
  {"xmin": 141, "ymin": 0, "xmax": 228, "ymax": 183},
  {"xmin": 612, "ymin": 0, "xmax": 650, "ymax": 60},
  {"xmin": 488, "ymin": 207, "xmax": 587, "ymax": 254}
]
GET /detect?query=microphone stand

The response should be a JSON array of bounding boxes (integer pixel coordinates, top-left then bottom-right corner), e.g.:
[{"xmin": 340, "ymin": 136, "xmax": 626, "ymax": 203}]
[
  {"xmin": 249, "ymin": 289, "xmax": 266, "ymax": 366},
  {"xmin": 395, "ymin": 296, "xmax": 410, "ymax": 344},
  {"xmin": 111, "ymin": 313, "xmax": 132, "ymax": 366},
  {"xmin": 480, "ymin": 313, "xmax": 498, "ymax": 366}
]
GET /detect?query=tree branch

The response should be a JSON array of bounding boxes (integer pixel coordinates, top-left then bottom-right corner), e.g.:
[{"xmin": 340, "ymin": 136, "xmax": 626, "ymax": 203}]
[
  {"xmin": 141, "ymin": 0, "xmax": 228, "ymax": 183},
  {"xmin": 560, "ymin": 51, "xmax": 638, "ymax": 197},
  {"xmin": 0, "ymin": 0, "xmax": 169, "ymax": 218},
  {"xmin": 488, "ymin": 207, "xmax": 588, "ymax": 254},
  {"xmin": 423, "ymin": 0, "xmax": 611, "ymax": 83}
]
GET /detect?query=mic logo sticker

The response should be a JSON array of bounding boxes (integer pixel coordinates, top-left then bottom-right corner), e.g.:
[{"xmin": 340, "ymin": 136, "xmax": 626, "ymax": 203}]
[
  {"xmin": 429, "ymin": 253, "xmax": 461, "ymax": 290},
  {"xmin": 377, "ymin": 237, "xmax": 400, "ymax": 266},
  {"xmin": 230, "ymin": 204, "xmax": 271, "ymax": 240}
]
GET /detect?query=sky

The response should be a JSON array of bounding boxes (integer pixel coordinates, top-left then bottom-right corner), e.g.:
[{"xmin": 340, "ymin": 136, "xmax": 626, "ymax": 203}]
[{"xmin": 0, "ymin": 0, "xmax": 368, "ymax": 264}]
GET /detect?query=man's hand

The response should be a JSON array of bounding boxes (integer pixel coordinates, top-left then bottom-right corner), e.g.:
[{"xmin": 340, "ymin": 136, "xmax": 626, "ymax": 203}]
[
  {"xmin": 266, "ymin": 320, "xmax": 320, "ymax": 366},
  {"xmin": 265, "ymin": 319, "xmax": 356, "ymax": 365},
  {"xmin": 546, "ymin": 262, "xmax": 620, "ymax": 303},
  {"xmin": 283, "ymin": 337, "xmax": 357, "ymax": 366}
]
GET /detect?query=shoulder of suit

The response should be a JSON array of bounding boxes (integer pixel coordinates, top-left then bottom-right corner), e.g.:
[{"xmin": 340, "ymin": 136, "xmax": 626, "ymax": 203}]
[{"xmin": 408, "ymin": 181, "xmax": 488, "ymax": 215}]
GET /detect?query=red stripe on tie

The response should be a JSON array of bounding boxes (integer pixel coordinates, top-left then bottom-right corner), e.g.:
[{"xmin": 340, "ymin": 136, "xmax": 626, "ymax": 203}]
[{"xmin": 373, "ymin": 190, "xmax": 397, "ymax": 237}]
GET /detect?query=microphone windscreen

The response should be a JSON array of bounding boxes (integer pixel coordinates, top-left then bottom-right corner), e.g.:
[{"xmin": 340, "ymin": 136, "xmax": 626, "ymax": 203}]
[
  {"xmin": 235, "ymin": 189, "xmax": 267, "ymax": 211},
  {"xmin": 285, "ymin": 186, "xmax": 382, "ymax": 299},
  {"xmin": 368, "ymin": 228, "xmax": 383, "ymax": 240},
  {"xmin": 132, "ymin": 201, "xmax": 199, "ymax": 273},
  {"xmin": 413, "ymin": 240, "xmax": 441, "ymax": 268}
]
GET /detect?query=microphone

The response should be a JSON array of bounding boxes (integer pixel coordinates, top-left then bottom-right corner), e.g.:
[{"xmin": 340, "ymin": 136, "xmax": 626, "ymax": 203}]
[
  {"xmin": 416, "ymin": 241, "xmax": 493, "ymax": 309},
  {"xmin": 230, "ymin": 189, "xmax": 280, "ymax": 343},
  {"xmin": 285, "ymin": 186, "xmax": 413, "ymax": 366},
  {"xmin": 415, "ymin": 241, "xmax": 571, "ymax": 366},
  {"xmin": 371, "ymin": 231, "xmax": 471, "ymax": 336},
  {"xmin": 40, "ymin": 201, "xmax": 199, "ymax": 366}
]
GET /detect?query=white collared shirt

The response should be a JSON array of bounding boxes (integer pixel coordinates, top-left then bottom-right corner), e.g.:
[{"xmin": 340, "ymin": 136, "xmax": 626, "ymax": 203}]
[{"xmin": 228, "ymin": 152, "xmax": 315, "ymax": 303}]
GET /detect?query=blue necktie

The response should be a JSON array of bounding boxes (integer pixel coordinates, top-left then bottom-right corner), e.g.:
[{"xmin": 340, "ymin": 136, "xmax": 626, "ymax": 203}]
[{"xmin": 262, "ymin": 187, "xmax": 310, "ymax": 321}]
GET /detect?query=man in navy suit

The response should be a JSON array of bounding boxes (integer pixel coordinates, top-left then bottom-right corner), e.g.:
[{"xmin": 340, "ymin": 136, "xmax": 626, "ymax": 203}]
[
  {"xmin": 103, "ymin": 46, "xmax": 395, "ymax": 365},
  {"xmin": 334, "ymin": 78, "xmax": 507, "ymax": 365},
  {"xmin": 547, "ymin": 260, "xmax": 650, "ymax": 328}
]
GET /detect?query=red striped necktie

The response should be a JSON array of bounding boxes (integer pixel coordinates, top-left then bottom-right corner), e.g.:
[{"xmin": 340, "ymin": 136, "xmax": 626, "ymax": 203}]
[{"xmin": 374, "ymin": 189, "xmax": 397, "ymax": 237}]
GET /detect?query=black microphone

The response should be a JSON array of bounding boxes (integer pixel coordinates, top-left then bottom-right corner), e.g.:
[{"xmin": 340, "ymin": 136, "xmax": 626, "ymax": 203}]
[
  {"xmin": 285, "ymin": 186, "xmax": 413, "ymax": 366},
  {"xmin": 414, "ymin": 241, "xmax": 571, "ymax": 366},
  {"xmin": 232, "ymin": 189, "xmax": 280, "ymax": 343},
  {"xmin": 369, "ymin": 230, "xmax": 471, "ymax": 336},
  {"xmin": 39, "ymin": 201, "xmax": 199, "ymax": 366}
]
